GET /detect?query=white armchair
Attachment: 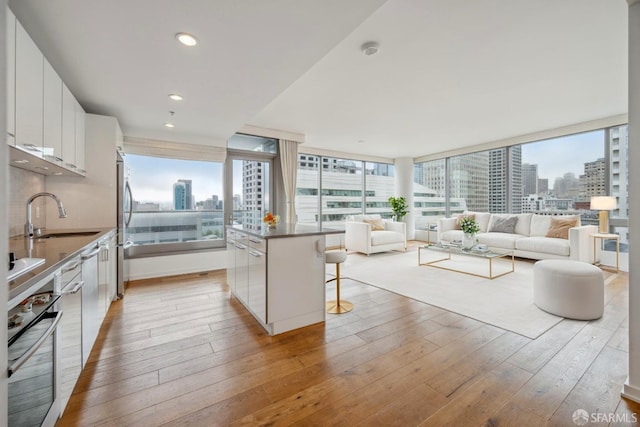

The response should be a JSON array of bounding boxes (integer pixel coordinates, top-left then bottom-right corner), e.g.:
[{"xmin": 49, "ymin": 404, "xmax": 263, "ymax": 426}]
[{"xmin": 345, "ymin": 215, "xmax": 407, "ymax": 255}]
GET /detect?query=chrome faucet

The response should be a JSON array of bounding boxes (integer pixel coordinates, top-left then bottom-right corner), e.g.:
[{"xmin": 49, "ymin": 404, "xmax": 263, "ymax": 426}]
[{"xmin": 25, "ymin": 192, "xmax": 67, "ymax": 236}]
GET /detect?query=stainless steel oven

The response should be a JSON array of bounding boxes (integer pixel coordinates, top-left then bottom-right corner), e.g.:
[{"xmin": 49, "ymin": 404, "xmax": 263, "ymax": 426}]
[{"xmin": 7, "ymin": 276, "xmax": 61, "ymax": 427}]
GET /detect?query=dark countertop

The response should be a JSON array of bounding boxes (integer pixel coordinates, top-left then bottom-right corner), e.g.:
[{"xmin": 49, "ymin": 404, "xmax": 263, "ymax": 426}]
[
  {"xmin": 226, "ymin": 223, "xmax": 343, "ymax": 239},
  {"xmin": 8, "ymin": 227, "xmax": 116, "ymax": 307}
]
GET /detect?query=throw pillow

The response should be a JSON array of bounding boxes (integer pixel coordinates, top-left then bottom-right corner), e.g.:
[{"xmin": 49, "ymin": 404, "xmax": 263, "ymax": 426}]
[
  {"xmin": 488, "ymin": 216, "xmax": 518, "ymax": 233},
  {"xmin": 545, "ymin": 217, "xmax": 578, "ymax": 239},
  {"xmin": 455, "ymin": 214, "xmax": 475, "ymax": 230},
  {"xmin": 363, "ymin": 218, "xmax": 385, "ymax": 231}
]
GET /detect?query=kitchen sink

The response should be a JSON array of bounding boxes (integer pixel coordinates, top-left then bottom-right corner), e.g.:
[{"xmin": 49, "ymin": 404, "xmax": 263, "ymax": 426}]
[{"xmin": 34, "ymin": 231, "xmax": 100, "ymax": 239}]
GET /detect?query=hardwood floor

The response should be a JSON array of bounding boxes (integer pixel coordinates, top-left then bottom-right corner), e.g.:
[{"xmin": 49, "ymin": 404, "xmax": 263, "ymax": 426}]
[{"xmin": 57, "ymin": 256, "xmax": 638, "ymax": 426}]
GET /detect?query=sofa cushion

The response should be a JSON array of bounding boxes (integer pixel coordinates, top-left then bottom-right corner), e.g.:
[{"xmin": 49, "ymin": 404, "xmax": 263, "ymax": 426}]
[
  {"xmin": 516, "ymin": 236, "xmax": 570, "ymax": 256},
  {"xmin": 363, "ymin": 217, "xmax": 385, "ymax": 230},
  {"xmin": 488, "ymin": 216, "xmax": 518, "ymax": 233},
  {"xmin": 530, "ymin": 214, "xmax": 580, "ymax": 237},
  {"xmin": 514, "ymin": 213, "xmax": 533, "ymax": 236},
  {"xmin": 353, "ymin": 214, "xmax": 381, "ymax": 222},
  {"xmin": 440, "ymin": 229, "xmax": 464, "ymax": 242},
  {"xmin": 464, "ymin": 211, "xmax": 491, "ymax": 232},
  {"xmin": 476, "ymin": 232, "xmax": 524, "ymax": 250},
  {"xmin": 545, "ymin": 217, "xmax": 579, "ymax": 239},
  {"xmin": 371, "ymin": 230, "xmax": 403, "ymax": 246}
]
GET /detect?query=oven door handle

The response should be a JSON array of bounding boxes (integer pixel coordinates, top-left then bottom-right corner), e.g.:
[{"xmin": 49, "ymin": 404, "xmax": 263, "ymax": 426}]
[{"xmin": 8, "ymin": 311, "xmax": 63, "ymax": 377}]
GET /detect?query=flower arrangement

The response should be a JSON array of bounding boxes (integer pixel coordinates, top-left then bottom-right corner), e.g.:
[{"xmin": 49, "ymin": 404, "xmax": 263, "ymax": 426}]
[
  {"xmin": 263, "ymin": 211, "xmax": 280, "ymax": 228},
  {"xmin": 459, "ymin": 216, "xmax": 480, "ymax": 235}
]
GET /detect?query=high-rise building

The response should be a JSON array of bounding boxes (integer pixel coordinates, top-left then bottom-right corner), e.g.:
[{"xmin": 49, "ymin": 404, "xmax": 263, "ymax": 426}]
[
  {"xmin": 522, "ymin": 163, "xmax": 538, "ymax": 196},
  {"xmin": 450, "ymin": 152, "xmax": 489, "ymax": 212},
  {"xmin": 538, "ymin": 178, "xmax": 549, "ymax": 195},
  {"xmin": 488, "ymin": 147, "xmax": 522, "ymax": 213},
  {"xmin": 580, "ymin": 158, "xmax": 606, "ymax": 199},
  {"xmin": 553, "ymin": 172, "xmax": 580, "ymax": 198},
  {"xmin": 242, "ymin": 161, "xmax": 267, "ymax": 230},
  {"xmin": 173, "ymin": 181, "xmax": 187, "ymax": 210},
  {"xmin": 610, "ymin": 126, "xmax": 628, "ymax": 220},
  {"xmin": 178, "ymin": 179, "xmax": 194, "ymax": 209}
]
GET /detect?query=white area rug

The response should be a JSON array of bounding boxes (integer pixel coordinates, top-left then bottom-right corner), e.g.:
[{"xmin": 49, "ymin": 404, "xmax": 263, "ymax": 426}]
[{"xmin": 334, "ymin": 250, "xmax": 615, "ymax": 339}]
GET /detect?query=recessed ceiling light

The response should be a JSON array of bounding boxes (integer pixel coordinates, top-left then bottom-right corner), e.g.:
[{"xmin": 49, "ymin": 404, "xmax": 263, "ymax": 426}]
[
  {"xmin": 168, "ymin": 94, "xmax": 183, "ymax": 101},
  {"xmin": 164, "ymin": 123, "xmax": 175, "ymax": 128},
  {"xmin": 361, "ymin": 41, "xmax": 379, "ymax": 56},
  {"xmin": 13, "ymin": 159, "xmax": 29, "ymax": 164},
  {"xmin": 53, "ymin": 172, "xmax": 63, "ymax": 176},
  {"xmin": 176, "ymin": 32, "xmax": 198, "ymax": 47},
  {"xmin": 35, "ymin": 166, "xmax": 49, "ymax": 171}
]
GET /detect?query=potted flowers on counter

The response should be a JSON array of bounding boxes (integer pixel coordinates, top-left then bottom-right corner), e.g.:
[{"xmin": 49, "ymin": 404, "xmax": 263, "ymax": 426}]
[{"xmin": 263, "ymin": 211, "xmax": 280, "ymax": 229}]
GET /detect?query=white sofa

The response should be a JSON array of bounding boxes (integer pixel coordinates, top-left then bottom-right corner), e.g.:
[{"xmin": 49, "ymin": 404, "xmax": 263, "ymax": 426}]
[
  {"xmin": 437, "ymin": 211, "xmax": 597, "ymax": 263},
  {"xmin": 345, "ymin": 215, "xmax": 407, "ymax": 255}
]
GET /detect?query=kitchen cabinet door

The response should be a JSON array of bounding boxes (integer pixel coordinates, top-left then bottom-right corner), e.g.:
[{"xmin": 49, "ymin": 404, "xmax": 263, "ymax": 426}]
[
  {"xmin": 234, "ymin": 233, "xmax": 249, "ymax": 305},
  {"xmin": 107, "ymin": 233, "xmax": 117, "ymax": 305},
  {"xmin": 62, "ymin": 83, "xmax": 76, "ymax": 170},
  {"xmin": 81, "ymin": 247, "xmax": 100, "ymax": 366},
  {"xmin": 43, "ymin": 58, "xmax": 62, "ymax": 162},
  {"xmin": 226, "ymin": 231, "xmax": 236, "ymax": 293},
  {"xmin": 75, "ymin": 97, "xmax": 85, "ymax": 174},
  {"xmin": 58, "ymin": 273, "xmax": 83, "ymax": 414},
  {"xmin": 6, "ymin": 7, "xmax": 15, "ymax": 145},
  {"xmin": 248, "ymin": 248, "xmax": 266, "ymax": 323},
  {"xmin": 15, "ymin": 19, "xmax": 43, "ymax": 153}
]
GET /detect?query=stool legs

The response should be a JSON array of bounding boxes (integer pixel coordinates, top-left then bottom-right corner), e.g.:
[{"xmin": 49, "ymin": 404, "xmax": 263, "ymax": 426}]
[{"xmin": 326, "ymin": 262, "xmax": 353, "ymax": 314}]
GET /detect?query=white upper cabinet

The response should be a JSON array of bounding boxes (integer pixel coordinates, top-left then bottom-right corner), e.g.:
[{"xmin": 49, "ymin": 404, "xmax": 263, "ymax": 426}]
[
  {"xmin": 15, "ymin": 19, "xmax": 43, "ymax": 153},
  {"xmin": 43, "ymin": 58, "xmax": 63, "ymax": 162},
  {"xmin": 75, "ymin": 98, "xmax": 85, "ymax": 174},
  {"xmin": 62, "ymin": 83, "xmax": 76, "ymax": 169},
  {"xmin": 6, "ymin": 7, "xmax": 15, "ymax": 145}
]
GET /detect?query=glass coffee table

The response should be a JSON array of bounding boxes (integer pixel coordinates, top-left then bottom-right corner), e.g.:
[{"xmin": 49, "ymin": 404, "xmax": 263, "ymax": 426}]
[{"xmin": 418, "ymin": 243, "xmax": 515, "ymax": 279}]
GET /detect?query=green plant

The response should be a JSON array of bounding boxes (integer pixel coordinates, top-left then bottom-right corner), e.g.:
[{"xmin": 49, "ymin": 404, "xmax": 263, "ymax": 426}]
[
  {"xmin": 459, "ymin": 216, "xmax": 480, "ymax": 235},
  {"xmin": 388, "ymin": 196, "xmax": 409, "ymax": 221}
]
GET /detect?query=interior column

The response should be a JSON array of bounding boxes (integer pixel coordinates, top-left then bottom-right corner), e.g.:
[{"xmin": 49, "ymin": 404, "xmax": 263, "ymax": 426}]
[
  {"xmin": 623, "ymin": 0, "xmax": 640, "ymax": 404},
  {"xmin": 394, "ymin": 157, "xmax": 414, "ymax": 240}
]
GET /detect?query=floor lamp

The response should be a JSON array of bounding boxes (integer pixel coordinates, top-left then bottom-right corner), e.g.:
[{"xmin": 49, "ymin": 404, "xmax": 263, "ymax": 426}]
[{"xmin": 590, "ymin": 196, "xmax": 617, "ymax": 233}]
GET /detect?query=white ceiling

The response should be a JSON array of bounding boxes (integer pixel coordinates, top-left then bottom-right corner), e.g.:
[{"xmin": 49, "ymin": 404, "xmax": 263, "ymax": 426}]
[{"xmin": 9, "ymin": 0, "xmax": 628, "ymax": 159}]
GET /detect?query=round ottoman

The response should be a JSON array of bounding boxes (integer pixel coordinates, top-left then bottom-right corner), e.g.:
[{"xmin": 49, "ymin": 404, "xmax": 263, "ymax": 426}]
[{"xmin": 533, "ymin": 260, "xmax": 604, "ymax": 320}]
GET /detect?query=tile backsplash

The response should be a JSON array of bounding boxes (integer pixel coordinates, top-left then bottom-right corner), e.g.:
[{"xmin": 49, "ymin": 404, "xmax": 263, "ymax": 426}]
[{"xmin": 9, "ymin": 167, "xmax": 46, "ymax": 237}]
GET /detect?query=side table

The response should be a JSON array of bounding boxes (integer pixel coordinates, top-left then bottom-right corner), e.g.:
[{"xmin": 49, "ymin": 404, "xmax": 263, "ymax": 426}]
[{"xmin": 592, "ymin": 233, "xmax": 619, "ymax": 272}]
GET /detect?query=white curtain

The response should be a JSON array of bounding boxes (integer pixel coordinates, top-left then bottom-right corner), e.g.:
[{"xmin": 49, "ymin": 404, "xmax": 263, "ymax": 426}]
[{"xmin": 279, "ymin": 139, "xmax": 299, "ymax": 224}]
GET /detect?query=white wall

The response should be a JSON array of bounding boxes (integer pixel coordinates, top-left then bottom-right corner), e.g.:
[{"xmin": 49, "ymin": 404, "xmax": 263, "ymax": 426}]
[
  {"xmin": 623, "ymin": 0, "xmax": 640, "ymax": 404},
  {"xmin": 127, "ymin": 250, "xmax": 229, "ymax": 281},
  {"xmin": 1, "ymin": 1, "xmax": 9, "ymax": 423}
]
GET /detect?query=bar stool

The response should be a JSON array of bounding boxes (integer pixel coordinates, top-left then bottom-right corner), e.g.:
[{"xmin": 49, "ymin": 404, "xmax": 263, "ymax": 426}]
[{"xmin": 325, "ymin": 250, "xmax": 353, "ymax": 314}]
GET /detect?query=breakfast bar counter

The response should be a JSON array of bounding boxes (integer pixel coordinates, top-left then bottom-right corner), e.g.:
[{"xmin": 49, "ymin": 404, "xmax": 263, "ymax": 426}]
[{"xmin": 226, "ymin": 224, "xmax": 343, "ymax": 335}]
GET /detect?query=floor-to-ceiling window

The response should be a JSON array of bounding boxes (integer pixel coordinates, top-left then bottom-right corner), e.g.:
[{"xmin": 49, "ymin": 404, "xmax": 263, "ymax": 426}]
[
  {"xmin": 295, "ymin": 154, "xmax": 395, "ymax": 229},
  {"xmin": 364, "ymin": 162, "xmax": 395, "ymax": 219},
  {"xmin": 412, "ymin": 126, "xmax": 628, "ymax": 254}
]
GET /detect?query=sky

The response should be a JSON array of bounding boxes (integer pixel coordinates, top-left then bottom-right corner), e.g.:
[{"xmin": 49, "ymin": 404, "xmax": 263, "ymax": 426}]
[
  {"xmin": 521, "ymin": 130, "xmax": 605, "ymax": 182},
  {"xmin": 125, "ymin": 155, "xmax": 224, "ymax": 205}
]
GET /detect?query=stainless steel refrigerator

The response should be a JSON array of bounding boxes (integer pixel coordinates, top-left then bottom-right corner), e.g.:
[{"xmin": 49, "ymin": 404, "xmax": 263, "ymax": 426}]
[{"xmin": 116, "ymin": 152, "xmax": 133, "ymax": 297}]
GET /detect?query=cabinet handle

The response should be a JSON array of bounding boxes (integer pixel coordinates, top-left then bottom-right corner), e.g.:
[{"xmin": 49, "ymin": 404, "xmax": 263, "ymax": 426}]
[
  {"xmin": 249, "ymin": 251, "xmax": 263, "ymax": 257},
  {"xmin": 65, "ymin": 163, "xmax": 77, "ymax": 169},
  {"xmin": 235, "ymin": 244, "xmax": 247, "ymax": 250},
  {"xmin": 61, "ymin": 261, "xmax": 81, "ymax": 273},
  {"xmin": 62, "ymin": 280, "xmax": 85, "ymax": 294},
  {"xmin": 81, "ymin": 247, "xmax": 100, "ymax": 260},
  {"xmin": 249, "ymin": 238, "xmax": 262, "ymax": 244}
]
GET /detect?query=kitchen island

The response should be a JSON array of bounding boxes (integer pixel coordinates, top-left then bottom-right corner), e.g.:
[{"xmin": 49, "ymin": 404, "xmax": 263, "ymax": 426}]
[{"xmin": 226, "ymin": 223, "xmax": 343, "ymax": 335}]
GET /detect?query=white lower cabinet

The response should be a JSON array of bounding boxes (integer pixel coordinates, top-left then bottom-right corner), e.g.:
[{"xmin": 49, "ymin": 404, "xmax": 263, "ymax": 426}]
[
  {"xmin": 80, "ymin": 245, "xmax": 100, "ymax": 367},
  {"xmin": 248, "ymin": 247, "xmax": 267, "ymax": 323},
  {"xmin": 226, "ymin": 227, "xmax": 326, "ymax": 335},
  {"xmin": 58, "ymin": 257, "xmax": 83, "ymax": 414}
]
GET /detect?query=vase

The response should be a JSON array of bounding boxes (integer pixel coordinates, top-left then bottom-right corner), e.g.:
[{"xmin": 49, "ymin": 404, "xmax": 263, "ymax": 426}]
[{"xmin": 462, "ymin": 232, "xmax": 475, "ymax": 249}]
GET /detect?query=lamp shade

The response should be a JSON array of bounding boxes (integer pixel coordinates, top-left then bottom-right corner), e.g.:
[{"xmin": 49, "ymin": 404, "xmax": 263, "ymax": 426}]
[{"xmin": 590, "ymin": 196, "xmax": 617, "ymax": 210}]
